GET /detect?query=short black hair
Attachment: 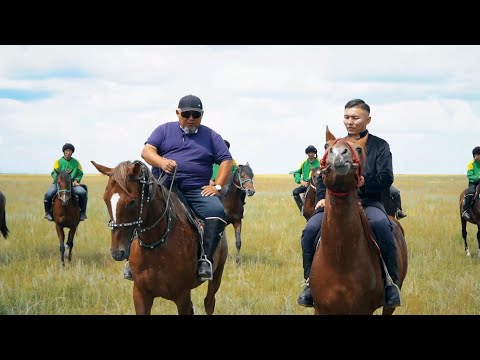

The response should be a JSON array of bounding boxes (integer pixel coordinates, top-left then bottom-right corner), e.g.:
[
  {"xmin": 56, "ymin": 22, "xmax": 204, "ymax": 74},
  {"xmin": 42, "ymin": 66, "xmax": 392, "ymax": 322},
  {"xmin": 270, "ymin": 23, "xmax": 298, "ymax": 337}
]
[
  {"xmin": 345, "ymin": 99, "xmax": 370, "ymax": 115},
  {"xmin": 62, "ymin": 143, "xmax": 75, "ymax": 153},
  {"xmin": 473, "ymin": 146, "xmax": 480, "ymax": 157}
]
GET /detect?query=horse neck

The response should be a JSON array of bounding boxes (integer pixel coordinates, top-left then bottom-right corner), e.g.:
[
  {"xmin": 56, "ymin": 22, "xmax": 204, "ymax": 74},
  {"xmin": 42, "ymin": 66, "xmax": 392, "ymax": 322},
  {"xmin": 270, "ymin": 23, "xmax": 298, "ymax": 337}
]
[{"xmin": 320, "ymin": 191, "xmax": 370, "ymax": 262}]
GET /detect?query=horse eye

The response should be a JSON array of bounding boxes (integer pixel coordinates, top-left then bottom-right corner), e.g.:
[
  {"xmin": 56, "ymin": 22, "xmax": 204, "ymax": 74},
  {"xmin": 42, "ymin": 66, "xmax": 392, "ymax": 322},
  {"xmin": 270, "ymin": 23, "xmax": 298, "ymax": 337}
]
[
  {"xmin": 127, "ymin": 199, "xmax": 136, "ymax": 208},
  {"xmin": 356, "ymin": 147, "xmax": 362, "ymax": 155},
  {"xmin": 324, "ymin": 143, "xmax": 329, "ymax": 150}
]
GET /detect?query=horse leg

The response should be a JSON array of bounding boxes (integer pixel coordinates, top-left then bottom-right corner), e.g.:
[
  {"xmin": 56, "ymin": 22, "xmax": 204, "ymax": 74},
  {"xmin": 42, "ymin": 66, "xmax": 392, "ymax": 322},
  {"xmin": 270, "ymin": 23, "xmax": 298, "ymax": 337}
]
[
  {"xmin": 55, "ymin": 224, "xmax": 66, "ymax": 267},
  {"xmin": 233, "ymin": 221, "xmax": 242, "ymax": 266},
  {"xmin": 204, "ymin": 256, "xmax": 226, "ymax": 315},
  {"xmin": 66, "ymin": 227, "xmax": 76, "ymax": 263},
  {"xmin": 461, "ymin": 217, "xmax": 470, "ymax": 257},
  {"xmin": 132, "ymin": 284, "xmax": 154, "ymax": 315},
  {"xmin": 175, "ymin": 291, "xmax": 194, "ymax": 315},
  {"xmin": 382, "ymin": 306, "xmax": 395, "ymax": 315}
]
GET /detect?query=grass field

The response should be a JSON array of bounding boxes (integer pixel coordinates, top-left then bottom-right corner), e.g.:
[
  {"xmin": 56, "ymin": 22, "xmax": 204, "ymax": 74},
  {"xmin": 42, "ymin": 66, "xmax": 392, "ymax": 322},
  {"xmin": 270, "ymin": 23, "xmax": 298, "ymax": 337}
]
[{"xmin": 0, "ymin": 173, "xmax": 478, "ymax": 315}]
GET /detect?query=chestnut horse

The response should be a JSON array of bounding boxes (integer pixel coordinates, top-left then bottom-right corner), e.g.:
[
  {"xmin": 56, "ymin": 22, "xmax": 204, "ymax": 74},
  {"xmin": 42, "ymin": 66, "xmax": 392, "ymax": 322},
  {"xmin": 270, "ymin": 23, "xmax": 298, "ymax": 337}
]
[
  {"xmin": 309, "ymin": 127, "xmax": 408, "ymax": 315},
  {"xmin": 221, "ymin": 163, "xmax": 255, "ymax": 265},
  {"xmin": 92, "ymin": 160, "xmax": 228, "ymax": 315},
  {"xmin": 459, "ymin": 184, "xmax": 480, "ymax": 257},
  {"xmin": 52, "ymin": 169, "xmax": 80, "ymax": 266},
  {"xmin": 0, "ymin": 191, "xmax": 9, "ymax": 239},
  {"xmin": 302, "ymin": 167, "xmax": 321, "ymax": 221}
]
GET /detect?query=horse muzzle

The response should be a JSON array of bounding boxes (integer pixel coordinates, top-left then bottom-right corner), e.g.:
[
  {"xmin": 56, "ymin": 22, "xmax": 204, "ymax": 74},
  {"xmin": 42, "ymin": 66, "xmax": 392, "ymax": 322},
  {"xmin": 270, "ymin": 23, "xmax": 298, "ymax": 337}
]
[{"xmin": 111, "ymin": 248, "xmax": 129, "ymax": 261}]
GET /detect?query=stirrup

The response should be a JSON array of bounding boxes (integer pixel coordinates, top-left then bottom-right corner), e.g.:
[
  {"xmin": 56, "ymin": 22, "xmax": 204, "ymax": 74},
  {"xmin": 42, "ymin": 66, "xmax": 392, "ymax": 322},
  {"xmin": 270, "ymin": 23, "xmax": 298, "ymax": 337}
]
[
  {"xmin": 462, "ymin": 210, "xmax": 471, "ymax": 220},
  {"xmin": 197, "ymin": 256, "xmax": 213, "ymax": 281}
]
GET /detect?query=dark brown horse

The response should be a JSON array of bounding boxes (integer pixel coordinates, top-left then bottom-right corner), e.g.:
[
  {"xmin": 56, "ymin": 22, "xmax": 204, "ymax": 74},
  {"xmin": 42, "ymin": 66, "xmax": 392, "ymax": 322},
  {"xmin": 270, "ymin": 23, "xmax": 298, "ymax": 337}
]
[
  {"xmin": 302, "ymin": 167, "xmax": 321, "ymax": 221},
  {"xmin": 92, "ymin": 160, "xmax": 228, "ymax": 315},
  {"xmin": 309, "ymin": 127, "xmax": 408, "ymax": 315},
  {"xmin": 52, "ymin": 169, "xmax": 80, "ymax": 266},
  {"xmin": 0, "ymin": 190, "xmax": 9, "ymax": 239},
  {"xmin": 221, "ymin": 163, "xmax": 255, "ymax": 265},
  {"xmin": 460, "ymin": 184, "xmax": 480, "ymax": 257}
]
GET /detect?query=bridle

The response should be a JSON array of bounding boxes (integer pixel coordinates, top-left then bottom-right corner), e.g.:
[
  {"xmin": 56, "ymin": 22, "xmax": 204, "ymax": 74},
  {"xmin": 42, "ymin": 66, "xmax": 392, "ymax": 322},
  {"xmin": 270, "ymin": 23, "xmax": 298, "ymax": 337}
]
[
  {"xmin": 320, "ymin": 138, "xmax": 363, "ymax": 196},
  {"xmin": 56, "ymin": 173, "xmax": 72, "ymax": 205},
  {"xmin": 107, "ymin": 161, "xmax": 175, "ymax": 249},
  {"xmin": 233, "ymin": 166, "xmax": 253, "ymax": 191}
]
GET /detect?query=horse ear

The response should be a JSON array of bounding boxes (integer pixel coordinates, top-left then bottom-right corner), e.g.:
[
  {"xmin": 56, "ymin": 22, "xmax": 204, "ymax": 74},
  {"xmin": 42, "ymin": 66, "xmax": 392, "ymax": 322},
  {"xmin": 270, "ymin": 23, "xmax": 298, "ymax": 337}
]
[
  {"xmin": 355, "ymin": 134, "xmax": 368, "ymax": 149},
  {"xmin": 91, "ymin": 160, "xmax": 113, "ymax": 176},
  {"xmin": 132, "ymin": 162, "xmax": 142, "ymax": 178},
  {"xmin": 326, "ymin": 125, "xmax": 336, "ymax": 141}
]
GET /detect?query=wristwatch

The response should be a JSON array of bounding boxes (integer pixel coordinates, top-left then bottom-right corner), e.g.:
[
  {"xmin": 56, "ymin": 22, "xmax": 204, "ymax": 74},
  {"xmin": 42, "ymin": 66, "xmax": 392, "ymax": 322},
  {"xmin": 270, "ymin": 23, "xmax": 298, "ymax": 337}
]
[{"xmin": 214, "ymin": 184, "xmax": 222, "ymax": 191}]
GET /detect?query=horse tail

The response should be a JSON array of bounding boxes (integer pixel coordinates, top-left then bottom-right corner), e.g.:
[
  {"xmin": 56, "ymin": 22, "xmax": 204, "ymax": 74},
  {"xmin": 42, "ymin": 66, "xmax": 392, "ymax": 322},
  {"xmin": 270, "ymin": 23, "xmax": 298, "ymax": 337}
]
[{"xmin": 0, "ymin": 211, "xmax": 8, "ymax": 239}]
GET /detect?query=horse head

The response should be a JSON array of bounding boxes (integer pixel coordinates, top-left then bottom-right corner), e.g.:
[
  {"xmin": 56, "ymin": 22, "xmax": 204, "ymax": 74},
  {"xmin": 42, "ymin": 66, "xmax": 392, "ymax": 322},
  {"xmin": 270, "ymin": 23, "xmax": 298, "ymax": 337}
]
[
  {"xmin": 320, "ymin": 126, "xmax": 367, "ymax": 195},
  {"xmin": 236, "ymin": 162, "xmax": 255, "ymax": 197},
  {"xmin": 55, "ymin": 169, "xmax": 73, "ymax": 205},
  {"xmin": 91, "ymin": 160, "xmax": 148, "ymax": 261},
  {"xmin": 309, "ymin": 166, "xmax": 322, "ymax": 186}
]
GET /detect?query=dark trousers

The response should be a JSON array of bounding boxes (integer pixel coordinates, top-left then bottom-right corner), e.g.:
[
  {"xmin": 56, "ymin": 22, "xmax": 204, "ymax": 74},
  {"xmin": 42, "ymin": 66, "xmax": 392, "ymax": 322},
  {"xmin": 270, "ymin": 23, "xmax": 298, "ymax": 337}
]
[{"xmin": 179, "ymin": 188, "xmax": 226, "ymax": 221}]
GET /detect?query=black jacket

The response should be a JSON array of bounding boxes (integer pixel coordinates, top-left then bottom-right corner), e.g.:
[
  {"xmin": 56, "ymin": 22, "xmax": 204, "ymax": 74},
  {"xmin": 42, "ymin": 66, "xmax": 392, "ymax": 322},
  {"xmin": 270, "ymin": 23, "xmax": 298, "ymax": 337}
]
[{"xmin": 315, "ymin": 130, "xmax": 394, "ymax": 210}]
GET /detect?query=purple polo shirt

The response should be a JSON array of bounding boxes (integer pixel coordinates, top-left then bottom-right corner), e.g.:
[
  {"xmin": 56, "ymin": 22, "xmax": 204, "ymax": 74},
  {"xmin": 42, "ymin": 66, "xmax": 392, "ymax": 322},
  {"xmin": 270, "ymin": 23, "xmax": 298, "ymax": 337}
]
[{"xmin": 146, "ymin": 121, "xmax": 232, "ymax": 189}]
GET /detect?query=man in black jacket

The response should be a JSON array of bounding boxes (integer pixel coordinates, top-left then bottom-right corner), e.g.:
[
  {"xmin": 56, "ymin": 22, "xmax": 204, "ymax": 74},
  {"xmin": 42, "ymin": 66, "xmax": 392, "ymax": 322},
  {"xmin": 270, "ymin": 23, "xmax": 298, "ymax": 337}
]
[{"xmin": 297, "ymin": 99, "xmax": 401, "ymax": 310}]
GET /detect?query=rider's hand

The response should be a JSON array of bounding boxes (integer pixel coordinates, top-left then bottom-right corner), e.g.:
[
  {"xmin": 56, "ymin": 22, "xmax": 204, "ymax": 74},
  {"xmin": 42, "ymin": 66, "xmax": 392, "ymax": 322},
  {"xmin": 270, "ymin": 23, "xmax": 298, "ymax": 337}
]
[
  {"xmin": 160, "ymin": 158, "xmax": 177, "ymax": 174},
  {"xmin": 301, "ymin": 180, "xmax": 308, "ymax": 187},
  {"xmin": 201, "ymin": 184, "xmax": 220, "ymax": 197},
  {"xmin": 73, "ymin": 180, "xmax": 80, "ymax": 186},
  {"xmin": 315, "ymin": 199, "xmax": 326, "ymax": 209}
]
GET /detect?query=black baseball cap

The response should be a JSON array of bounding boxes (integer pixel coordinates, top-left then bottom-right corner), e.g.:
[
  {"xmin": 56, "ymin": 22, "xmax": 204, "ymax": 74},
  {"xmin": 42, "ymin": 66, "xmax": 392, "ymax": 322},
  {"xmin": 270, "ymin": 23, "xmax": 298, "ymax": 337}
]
[{"xmin": 178, "ymin": 94, "xmax": 203, "ymax": 112}]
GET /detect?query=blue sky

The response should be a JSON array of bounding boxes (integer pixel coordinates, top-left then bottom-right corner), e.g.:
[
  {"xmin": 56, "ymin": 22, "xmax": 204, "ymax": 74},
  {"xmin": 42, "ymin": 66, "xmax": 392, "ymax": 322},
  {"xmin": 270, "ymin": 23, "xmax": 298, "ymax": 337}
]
[{"xmin": 0, "ymin": 45, "xmax": 479, "ymax": 175}]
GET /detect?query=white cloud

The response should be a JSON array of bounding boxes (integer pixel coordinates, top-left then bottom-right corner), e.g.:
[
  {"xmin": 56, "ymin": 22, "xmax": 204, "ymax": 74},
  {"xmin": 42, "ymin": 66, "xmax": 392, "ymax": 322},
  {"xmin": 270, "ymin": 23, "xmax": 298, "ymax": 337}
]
[{"xmin": 0, "ymin": 45, "xmax": 479, "ymax": 175}]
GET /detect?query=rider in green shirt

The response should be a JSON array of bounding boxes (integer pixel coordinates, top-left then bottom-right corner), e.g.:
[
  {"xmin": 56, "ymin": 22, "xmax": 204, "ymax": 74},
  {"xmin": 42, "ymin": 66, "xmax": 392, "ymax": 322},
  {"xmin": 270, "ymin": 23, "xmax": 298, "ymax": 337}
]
[
  {"xmin": 43, "ymin": 143, "xmax": 88, "ymax": 221},
  {"xmin": 462, "ymin": 146, "xmax": 480, "ymax": 220},
  {"xmin": 292, "ymin": 145, "xmax": 320, "ymax": 214}
]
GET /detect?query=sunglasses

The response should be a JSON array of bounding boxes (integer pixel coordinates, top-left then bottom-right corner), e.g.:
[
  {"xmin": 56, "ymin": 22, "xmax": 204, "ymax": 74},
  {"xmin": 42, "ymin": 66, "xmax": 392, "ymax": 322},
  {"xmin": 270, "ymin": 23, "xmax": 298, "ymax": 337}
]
[{"xmin": 181, "ymin": 111, "xmax": 203, "ymax": 119}]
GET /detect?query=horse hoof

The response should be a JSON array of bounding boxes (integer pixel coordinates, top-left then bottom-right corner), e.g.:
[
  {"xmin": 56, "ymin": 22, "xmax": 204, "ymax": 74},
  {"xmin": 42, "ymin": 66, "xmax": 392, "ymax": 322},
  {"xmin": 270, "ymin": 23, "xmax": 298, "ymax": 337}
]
[{"xmin": 236, "ymin": 256, "xmax": 241, "ymax": 266}]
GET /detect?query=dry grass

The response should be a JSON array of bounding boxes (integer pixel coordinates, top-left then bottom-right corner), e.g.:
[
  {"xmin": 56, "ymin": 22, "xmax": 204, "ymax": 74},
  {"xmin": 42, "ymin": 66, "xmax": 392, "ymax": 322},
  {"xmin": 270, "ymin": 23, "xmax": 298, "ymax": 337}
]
[{"xmin": 0, "ymin": 173, "xmax": 478, "ymax": 315}]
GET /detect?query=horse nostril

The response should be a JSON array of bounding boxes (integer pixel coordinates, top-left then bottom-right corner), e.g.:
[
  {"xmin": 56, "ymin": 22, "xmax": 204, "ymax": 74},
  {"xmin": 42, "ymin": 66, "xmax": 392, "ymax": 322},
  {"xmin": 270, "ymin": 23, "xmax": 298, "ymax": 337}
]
[{"xmin": 111, "ymin": 249, "xmax": 126, "ymax": 261}]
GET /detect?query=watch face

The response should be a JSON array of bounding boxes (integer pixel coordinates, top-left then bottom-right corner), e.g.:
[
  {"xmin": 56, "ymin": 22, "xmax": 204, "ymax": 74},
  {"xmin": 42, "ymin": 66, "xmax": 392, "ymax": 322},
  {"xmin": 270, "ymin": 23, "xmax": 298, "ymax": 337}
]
[{"xmin": 215, "ymin": 185, "xmax": 221, "ymax": 190}]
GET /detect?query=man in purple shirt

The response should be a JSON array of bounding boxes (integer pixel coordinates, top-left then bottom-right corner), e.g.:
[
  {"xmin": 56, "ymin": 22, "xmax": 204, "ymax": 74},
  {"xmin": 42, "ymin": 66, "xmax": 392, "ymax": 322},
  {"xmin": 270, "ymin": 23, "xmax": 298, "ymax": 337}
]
[{"xmin": 138, "ymin": 94, "xmax": 233, "ymax": 281}]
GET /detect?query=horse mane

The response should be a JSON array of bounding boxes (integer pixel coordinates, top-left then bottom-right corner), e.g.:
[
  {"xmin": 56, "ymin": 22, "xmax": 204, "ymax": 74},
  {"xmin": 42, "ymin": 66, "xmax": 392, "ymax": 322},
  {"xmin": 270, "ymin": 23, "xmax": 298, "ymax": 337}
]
[{"xmin": 112, "ymin": 161, "xmax": 190, "ymax": 225}]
